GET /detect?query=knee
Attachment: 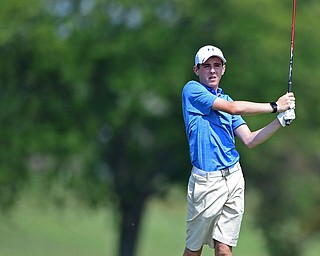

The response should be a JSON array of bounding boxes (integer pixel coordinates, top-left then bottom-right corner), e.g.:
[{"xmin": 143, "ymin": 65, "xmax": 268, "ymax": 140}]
[
  {"xmin": 183, "ymin": 247, "xmax": 202, "ymax": 256},
  {"xmin": 214, "ymin": 241, "xmax": 232, "ymax": 256}
]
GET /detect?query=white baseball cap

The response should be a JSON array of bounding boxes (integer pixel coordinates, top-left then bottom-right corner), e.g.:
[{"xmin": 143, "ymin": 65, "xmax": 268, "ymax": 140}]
[{"xmin": 194, "ymin": 45, "xmax": 227, "ymax": 66}]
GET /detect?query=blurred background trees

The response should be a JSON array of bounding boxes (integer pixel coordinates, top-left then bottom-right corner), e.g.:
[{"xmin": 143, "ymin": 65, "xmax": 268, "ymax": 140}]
[{"xmin": 0, "ymin": 0, "xmax": 319, "ymax": 255}]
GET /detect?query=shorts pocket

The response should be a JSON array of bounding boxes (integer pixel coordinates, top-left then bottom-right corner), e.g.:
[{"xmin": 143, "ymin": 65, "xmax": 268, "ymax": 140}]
[{"xmin": 192, "ymin": 174, "xmax": 207, "ymax": 203}]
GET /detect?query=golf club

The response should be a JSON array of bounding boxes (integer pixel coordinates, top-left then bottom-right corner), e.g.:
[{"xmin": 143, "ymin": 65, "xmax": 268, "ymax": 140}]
[
  {"xmin": 287, "ymin": 0, "xmax": 296, "ymax": 93},
  {"xmin": 285, "ymin": 0, "xmax": 297, "ymax": 125}
]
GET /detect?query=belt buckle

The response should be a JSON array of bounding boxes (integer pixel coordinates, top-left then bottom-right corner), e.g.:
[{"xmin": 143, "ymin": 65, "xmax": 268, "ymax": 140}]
[{"xmin": 221, "ymin": 168, "xmax": 230, "ymax": 177}]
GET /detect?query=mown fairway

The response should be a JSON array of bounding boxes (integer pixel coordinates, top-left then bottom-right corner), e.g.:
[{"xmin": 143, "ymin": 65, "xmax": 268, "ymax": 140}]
[{"xmin": 0, "ymin": 187, "xmax": 319, "ymax": 256}]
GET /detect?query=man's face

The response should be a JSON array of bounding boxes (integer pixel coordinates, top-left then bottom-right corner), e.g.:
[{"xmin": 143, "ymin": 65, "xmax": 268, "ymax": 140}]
[{"xmin": 193, "ymin": 57, "xmax": 226, "ymax": 89}]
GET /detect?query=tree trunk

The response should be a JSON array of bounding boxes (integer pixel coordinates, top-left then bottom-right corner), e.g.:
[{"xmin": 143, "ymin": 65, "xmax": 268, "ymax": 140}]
[{"xmin": 117, "ymin": 198, "xmax": 146, "ymax": 256}]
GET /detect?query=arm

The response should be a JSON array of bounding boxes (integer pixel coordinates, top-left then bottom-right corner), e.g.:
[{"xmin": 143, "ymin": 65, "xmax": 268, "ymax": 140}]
[
  {"xmin": 212, "ymin": 92, "xmax": 295, "ymax": 115},
  {"xmin": 234, "ymin": 119, "xmax": 281, "ymax": 149}
]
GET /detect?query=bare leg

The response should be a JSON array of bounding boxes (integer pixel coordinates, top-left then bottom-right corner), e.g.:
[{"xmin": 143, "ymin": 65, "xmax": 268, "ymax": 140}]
[
  {"xmin": 183, "ymin": 246, "xmax": 203, "ymax": 256},
  {"xmin": 214, "ymin": 240, "xmax": 232, "ymax": 256}
]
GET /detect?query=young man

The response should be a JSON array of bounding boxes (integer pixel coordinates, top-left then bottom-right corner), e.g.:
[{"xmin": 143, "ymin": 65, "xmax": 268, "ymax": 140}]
[{"xmin": 182, "ymin": 45, "xmax": 296, "ymax": 256}]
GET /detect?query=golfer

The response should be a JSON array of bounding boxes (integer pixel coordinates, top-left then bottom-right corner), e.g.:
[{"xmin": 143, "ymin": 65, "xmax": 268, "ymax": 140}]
[{"xmin": 182, "ymin": 45, "xmax": 296, "ymax": 256}]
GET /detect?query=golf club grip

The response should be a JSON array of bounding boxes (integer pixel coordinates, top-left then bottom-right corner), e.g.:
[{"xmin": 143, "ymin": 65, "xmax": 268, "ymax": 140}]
[
  {"xmin": 288, "ymin": 81, "xmax": 292, "ymax": 93},
  {"xmin": 285, "ymin": 118, "xmax": 291, "ymax": 126}
]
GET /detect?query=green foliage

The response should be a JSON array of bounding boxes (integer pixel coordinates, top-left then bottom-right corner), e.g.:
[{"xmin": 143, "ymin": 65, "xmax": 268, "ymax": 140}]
[{"xmin": 0, "ymin": 0, "xmax": 320, "ymax": 255}]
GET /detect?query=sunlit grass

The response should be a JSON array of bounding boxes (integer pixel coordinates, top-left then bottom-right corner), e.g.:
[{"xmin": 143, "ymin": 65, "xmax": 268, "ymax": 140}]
[
  {"xmin": 0, "ymin": 199, "xmax": 110, "ymax": 256},
  {"xmin": 0, "ymin": 186, "xmax": 319, "ymax": 256},
  {"xmin": 138, "ymin": 186, "xmax": 268, "ymax": 256}
]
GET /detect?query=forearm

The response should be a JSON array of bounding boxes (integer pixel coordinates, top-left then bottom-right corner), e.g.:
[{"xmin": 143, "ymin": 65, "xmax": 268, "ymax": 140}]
[
  {"xmin": 231, "ymin": 101, "xmax": 274, "ymax": 116},
  {"xmin": 236, "ymin": 119, "xmax": 282, "ymax": 149},
  {"xmin": 212, "ymin": 92, "xmax": 295, "ymax": 115},
  {"xmin": 246, "ymin": 119, "xmax": 281, "ymax": 148},
  {"xmin": 213, "ymin": 99, "xmax": 274, "ymax": 115}
]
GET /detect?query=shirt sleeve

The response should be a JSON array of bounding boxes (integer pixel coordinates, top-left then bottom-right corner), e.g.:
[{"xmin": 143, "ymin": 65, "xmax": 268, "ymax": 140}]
[
  {"xmin": 232, "ymin": 114, "xmax": 246, "ymax": 130},
  {"xmin": 182, "ymin": 81, "xmax": 216, "ymax": 116}
]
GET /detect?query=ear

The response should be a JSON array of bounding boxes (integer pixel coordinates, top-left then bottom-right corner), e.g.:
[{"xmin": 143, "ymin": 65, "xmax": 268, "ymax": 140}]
[
  {"xmin": 193, "ymin": 66, "xmax": 199, "ymax": 76},
  {"xmin": 222, "ymin": 65, "xmax": 226, "ymax": 76}
]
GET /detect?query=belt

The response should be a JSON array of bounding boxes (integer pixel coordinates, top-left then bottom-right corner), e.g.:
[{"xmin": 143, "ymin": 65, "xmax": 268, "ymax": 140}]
[{"xmin": 192, "ymin": 162, "xmax": 240, "ymax": 178}]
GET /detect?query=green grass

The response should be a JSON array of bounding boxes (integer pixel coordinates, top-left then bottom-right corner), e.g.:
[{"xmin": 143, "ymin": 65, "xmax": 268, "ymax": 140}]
[
  {"xmin": 138, "ymin": 187, "xmax": 268, "ymax": 256},
  {"xmin": 0, "ymin": 200, "xmax": 112, "ymax": 256},
  {"xmin": 0, "ymin": 187, "xmax": 319, "ymax": 256}
]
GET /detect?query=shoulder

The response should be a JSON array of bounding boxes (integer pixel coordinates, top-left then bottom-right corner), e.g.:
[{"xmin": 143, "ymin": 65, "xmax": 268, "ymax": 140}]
[
  {"xmin": 183, "ymin": 80, "xmax": 201, "ymax": 91},
  {"xmin": 182, "ymin": 80, "xmax": 208, "ymax": 95},
  {"xmin": 218, "ymin": 88, "xmax": 233, "ymax": 102}
]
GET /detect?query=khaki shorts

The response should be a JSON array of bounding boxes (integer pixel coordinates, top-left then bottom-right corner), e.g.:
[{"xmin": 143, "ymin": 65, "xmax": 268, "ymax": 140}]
[{"xmin": 185, "ymin": 163, "xmax": 245, "ymax": 251}]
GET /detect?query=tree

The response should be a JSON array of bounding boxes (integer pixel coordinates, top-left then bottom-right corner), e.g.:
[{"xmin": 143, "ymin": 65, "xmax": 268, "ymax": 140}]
[{"xmin": 0, "ymin": 1, "xmax": 319, "ymax": 256}]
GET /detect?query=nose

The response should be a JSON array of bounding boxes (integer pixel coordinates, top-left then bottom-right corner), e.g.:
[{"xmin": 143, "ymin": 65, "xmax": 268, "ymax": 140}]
[{"xmin": 210, "ymin": 66, "xmax": 216, "ymax": 74}]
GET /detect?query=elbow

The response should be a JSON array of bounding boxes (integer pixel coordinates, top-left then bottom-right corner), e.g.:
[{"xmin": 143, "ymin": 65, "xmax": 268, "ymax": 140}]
[
  {"xmin": 227, "ymin": 103, "xmax": 243, "ymax": 115},
  {"xmin": 243, "ymin": 139, "xmax": 257, "ymax": 149},
  {"xmin": 213, "ymin": 101, "xmax": 243, "ymax": 115},
  {"xmin": 228, "ymin": 109, "xmax": 238, "ymax": 115},
  {"xmin": 246, "ymin": 143, "xmax": 256, "ymax": 149}
]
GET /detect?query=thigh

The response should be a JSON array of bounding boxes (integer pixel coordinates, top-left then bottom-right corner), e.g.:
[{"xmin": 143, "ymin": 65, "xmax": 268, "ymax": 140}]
[
  {"xmin": 213, "ymin": 170, "xmax": 245, "ymax": 247},
  {"xmin": 186, "ymin": 173, "xmax": 228, "ymax": 250}
]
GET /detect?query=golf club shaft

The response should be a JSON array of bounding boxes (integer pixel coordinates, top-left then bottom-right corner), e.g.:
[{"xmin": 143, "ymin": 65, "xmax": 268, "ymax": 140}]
[
  {"xmin": 285, "ymin": 0, "xmax": 297, "ymax": 126},
  {"xmin": 288, "ymin": 0, "xmax": 296, "ymax": 93}
]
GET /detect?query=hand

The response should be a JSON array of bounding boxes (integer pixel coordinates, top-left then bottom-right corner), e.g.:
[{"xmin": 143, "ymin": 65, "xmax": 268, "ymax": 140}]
[
  {"xmin": 277, "ymin": 108, "xmax": 296, "ymax": 127},
  {"xmin": 276, "ymin": 92, "xmax": 295, "ymax": 112}
]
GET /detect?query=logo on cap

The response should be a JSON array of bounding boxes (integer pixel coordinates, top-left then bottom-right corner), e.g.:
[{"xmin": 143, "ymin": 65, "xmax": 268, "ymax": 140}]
[{"xmin": 195, "ymin": 45, "xmax": 227, "ymax": 66}]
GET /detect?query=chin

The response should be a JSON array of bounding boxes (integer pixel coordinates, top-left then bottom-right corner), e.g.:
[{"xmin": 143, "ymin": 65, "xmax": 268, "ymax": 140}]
[{"xmin": 208, "ymin": 84, "xmax": 218, "ymax": 88}]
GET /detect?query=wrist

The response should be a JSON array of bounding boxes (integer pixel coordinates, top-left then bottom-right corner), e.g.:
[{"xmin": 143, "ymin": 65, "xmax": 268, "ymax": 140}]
[{"xmin": 270, "ymin": 102, "xmax": 278, "ymax": 113}]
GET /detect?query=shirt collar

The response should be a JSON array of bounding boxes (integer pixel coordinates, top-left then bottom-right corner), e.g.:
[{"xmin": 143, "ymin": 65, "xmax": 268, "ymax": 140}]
[{"xmin": 202, "ymin": 84, "xmax": 224, "ymax": 96}]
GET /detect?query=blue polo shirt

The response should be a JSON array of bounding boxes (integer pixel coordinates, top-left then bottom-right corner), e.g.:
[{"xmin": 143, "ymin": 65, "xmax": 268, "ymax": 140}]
[{"xmin": 182, "ymin": 80, "xmax": 246, "ymax": 172}]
